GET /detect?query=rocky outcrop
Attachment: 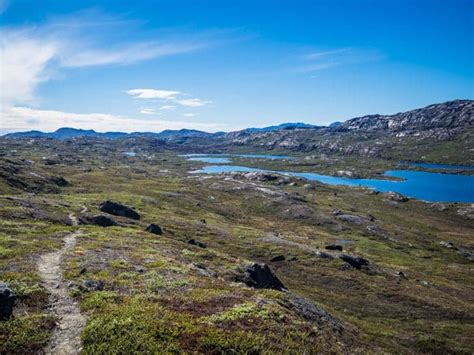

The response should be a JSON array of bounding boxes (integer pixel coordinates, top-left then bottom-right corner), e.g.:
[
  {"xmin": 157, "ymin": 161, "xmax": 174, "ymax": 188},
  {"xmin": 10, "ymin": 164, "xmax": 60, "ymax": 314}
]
[
  {"xmin": 0, "ymin": 282, "xmax": 15, "ymax": 320},
  {"xmin": 99, "ymin": 200, "xmax": 140, "ymax": 220},
  {"xmin": 280, "ymin": 293, "xmax": 345, "ymax": 332},
  {"xmin": 235, "ymin": 263, "xmax": 286, "ymax": 291},
  {"xmin": 386, "ymin": 192, "xmax": 409, "ymax": 202}
]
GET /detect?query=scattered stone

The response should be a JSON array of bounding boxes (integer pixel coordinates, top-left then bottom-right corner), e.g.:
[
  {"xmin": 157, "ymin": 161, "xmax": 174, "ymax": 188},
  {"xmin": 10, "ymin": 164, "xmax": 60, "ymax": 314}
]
[
  {"xmin": 336, "ymin": 214, "xmax": 363, "ymax": 224},
  {"xmin": 280, "ymin": 205, "xmax": 314, "ymax": 219},
  {"xmin": 0, "ymin": 282, "xmax": 16, "ymax": 320},
  {"xmin": 188, "ymin": 239, "xmax": 207, "ymax": 248},
  {"xmin": 200, "ymin": 219, "xmax": 206, "ymax": 224},
  {"xmin": 325, "ymin": 244, "xmax": 343, "ymax": 251},
  {"xmin": 79, "ymin": 267, "xmax": 87, "ymax": 275},
  {"xmin": 439, "ymin": 241, "xmax": 456, "ymax": 249},
  {"xmin": 397, "ymin": 271, "xmax": 408, "ymax": 279},
  {"xmin": 386, "ymin": 192, "xmax": 409, "ymax": 202},
  {"xmin": 316, "ymin": 251, "xmax": 334, "ymax": 259},
  {"xmin": 457, "ymin": 248, "xmax": 474, "ymax": 262},
  {"xmin": 80, "ymin": 280, "xmax": 104, "ymax": 292},
  {"xmin": 236, "ymin": 263, "xmax": 286, "ymax": 291},
  {"xmin": 457, "ymin": 206, "xmax": 474, "ymax": 220},
  {"xmin": 280, "ymin": 292, "xmax": 345, "ymax": 332},
  {"xmin": 80, "ymin": 215, "xmax": 117, "ymax": 227},
  {"xmin": 146, "ymin": 223, "xmax": 163, "ymax": 235},
  {"xmin": 431, "ymin": 203, "xmax": 448, "ymax": 211},
  {"xmin": 270, "ymin": 255, "xmax": 286, "ymax": 262},
  {"xmin": 99, "ymin": 200, "xmax": 140, "ymax": 220},
  {"xmin": 339, "ymin": 254, "xmax": 370, "ymax": 269}
]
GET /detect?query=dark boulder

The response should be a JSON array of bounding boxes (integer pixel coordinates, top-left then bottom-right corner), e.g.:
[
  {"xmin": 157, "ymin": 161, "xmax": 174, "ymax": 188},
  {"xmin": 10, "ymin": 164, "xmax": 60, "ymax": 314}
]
[
  {"xmin": 236, "ymin": 263, "xmax": 286, "ymax": 291},
  {"xmin": 0, "ymin": 282, "xmax": 16, "ymax": 320},
  {"xmin": 146, "ymin": 224, "xmax": 163, "ymax": 235},
  {"xmin": 99, "ymin": 200, "xmax": 140, "ymax": 220},
  {"xmin": 188, "ymin": 239, "xmax": 207, "ymax": 248},
  {"xmin": 339, "ymin": 254, "xmax": 370, "ymax": 269},
  {"xmin": 80, "ymin": 280, "xmax": 105, "ymax": 292},
  {"xmin": 325, "ymin": 244, "xmax": 343, "ymax": 251},
  {"xmin": 80, "ymin": 215, "xmax": 117, "ymax": 227},
  {"xmin": 270, "ymin": 255, "xmax": 286, "ymax": 262}
]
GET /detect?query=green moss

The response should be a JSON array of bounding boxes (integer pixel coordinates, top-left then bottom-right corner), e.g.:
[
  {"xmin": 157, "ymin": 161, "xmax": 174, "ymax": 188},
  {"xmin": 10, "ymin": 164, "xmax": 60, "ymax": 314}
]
[
  {"xmin": 209, "ymin": 302, "xmax": 271, "ymax": 323},
  {"xmin": 0, "ymin": 314, "xmax": 55, "ymax": 354}
]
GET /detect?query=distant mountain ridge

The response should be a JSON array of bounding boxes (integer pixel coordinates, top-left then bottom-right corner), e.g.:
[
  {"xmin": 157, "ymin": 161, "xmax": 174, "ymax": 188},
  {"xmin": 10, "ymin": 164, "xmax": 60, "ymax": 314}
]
[
  {"xmin": 3, "ymin": 122, "xmax": 321, "ymax": 140},
  {"xmin": 4, "ymin": 100, "xmax": 473, "ymax": 142}
]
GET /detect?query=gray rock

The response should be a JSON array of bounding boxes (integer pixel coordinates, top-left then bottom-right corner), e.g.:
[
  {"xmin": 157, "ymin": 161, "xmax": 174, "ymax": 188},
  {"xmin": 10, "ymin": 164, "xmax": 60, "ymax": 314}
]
[
  {"xmin": 0, "ymin": 282, "xmax": 16, "ymax": 320},
  {"xmin": 80, "ymin": 215, "xmax": 117, "ymax": 227},
  {"xmin": 386, "ymin": 192, "xmax": 409, "ymax": 202},
  {"xmin": 236, "ymin": 263, "xmax": 286, "ymax": 291},
  {"xmin": 339, "ymin": 254, "xmax": 370, "ymax": 269},
  {"xmin": 146, "ymin": 223, "xmax": 163, "ymax": 235},
  {"xmin": 80, "ymin": 280, "xmax": 104, "ymax": 292},
  {"xmin": 325, "ymin": 244, "xmax": 343, "ymax": 251},
  {"xmin": 336, "ymin": 214, "xmax": 363, "ymax": 224},
  {"xmin": 99, "ymin": 200, "xmax": 140, "ymax": 220},
  {"xmin": 280, "ymin": 292, "xmax": 345, "ymax": 332}
]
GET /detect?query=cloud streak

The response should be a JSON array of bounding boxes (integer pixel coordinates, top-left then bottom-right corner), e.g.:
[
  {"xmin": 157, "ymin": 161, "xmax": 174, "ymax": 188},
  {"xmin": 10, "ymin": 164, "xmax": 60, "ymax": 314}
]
[
  {"xmin": 0, "ymin": 11, "xmax": 213, "ymax": 108},
  {"xmin": 294, "ymin": 47, "xmax": 384, "ymax": 73}
]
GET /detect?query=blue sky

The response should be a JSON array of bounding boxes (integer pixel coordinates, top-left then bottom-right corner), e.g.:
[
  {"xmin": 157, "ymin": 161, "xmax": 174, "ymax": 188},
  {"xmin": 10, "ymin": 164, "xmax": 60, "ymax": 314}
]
[{"xmin": 1, "ymin": 0, "xmax": 473, "ymax": 133}]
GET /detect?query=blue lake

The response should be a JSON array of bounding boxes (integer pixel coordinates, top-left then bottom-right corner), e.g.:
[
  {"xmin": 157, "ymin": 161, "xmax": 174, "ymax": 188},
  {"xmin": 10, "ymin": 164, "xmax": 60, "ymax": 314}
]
[
  {"xmin": 180, "ymin": 153, "xmax": 291, "ymax": 161},
  {"xmin": 192, "ymin": 164, "xmax": 474, "ymax": 203},
  {"xmin": 405, "ymin": 162, "xmax": 474, "ymax": 171}
]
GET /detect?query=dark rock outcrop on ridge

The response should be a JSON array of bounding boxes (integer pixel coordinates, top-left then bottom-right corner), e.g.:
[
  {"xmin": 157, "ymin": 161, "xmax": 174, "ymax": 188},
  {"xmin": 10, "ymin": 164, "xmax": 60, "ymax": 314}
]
[
  {"xmin": 99, "ymin": 200, "xmax": 140, "ymax": 220},
  {"xmin": 236, "ymin": 263, "xmax": 286, "ymax": 291}
]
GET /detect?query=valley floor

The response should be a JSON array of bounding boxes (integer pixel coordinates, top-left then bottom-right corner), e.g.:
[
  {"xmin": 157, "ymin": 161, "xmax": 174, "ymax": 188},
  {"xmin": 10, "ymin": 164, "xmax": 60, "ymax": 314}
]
[{"xmin": 0, "ymin": 147, "xmax": 473, "ymax": 354}]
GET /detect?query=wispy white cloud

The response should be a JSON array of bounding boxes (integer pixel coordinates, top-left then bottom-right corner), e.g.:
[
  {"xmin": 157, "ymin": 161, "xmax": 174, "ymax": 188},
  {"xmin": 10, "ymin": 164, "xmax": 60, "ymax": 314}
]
[
  {"xmin": 294, "ymin": 47, "xmax": 383, "ymax": 73},
  {"xmin": 0, "ymin": 31, "xmax": 57, "ymax": 106},
  {"xmin": 303, "ymin": 48, "xmax": 350, "ymax": 61},
  {"xmin": 127, "ymin": 89, "xmax": 212, "ymax": 108},
  {"xmin": 139, "ymin": 108, "xmax": 157, "ymax": 115},
  {"xmin": 183, "ymin": 113, "xmax": 196, "ymax": 117},
  {"xmin": 176, "ymin": 98, "xmax": 211, "ymax": 107},
  {"xmin": 127, "ymin": 89, "xmax": 180, "ymax": 100},
  {"xmin": 160, "ymin": 105, "xmax": 176, "ymax": 110},
  {"xmin": 61, "ymin": 42, "xmax": 202, "ymax": 68},
  {"xmin": 0, "ymin": 11, "xmax": 214, "ymax": 109},
  {"xmin": 1, "ymin": 106, "xmax": 226, "ymax": 133}
]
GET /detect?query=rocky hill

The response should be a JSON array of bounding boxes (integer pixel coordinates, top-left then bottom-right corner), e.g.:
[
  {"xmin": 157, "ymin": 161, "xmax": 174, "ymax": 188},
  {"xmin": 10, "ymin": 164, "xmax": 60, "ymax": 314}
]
[{"xmin": 3, "ymin": 100, "xmax": 473, "ymax": 164}]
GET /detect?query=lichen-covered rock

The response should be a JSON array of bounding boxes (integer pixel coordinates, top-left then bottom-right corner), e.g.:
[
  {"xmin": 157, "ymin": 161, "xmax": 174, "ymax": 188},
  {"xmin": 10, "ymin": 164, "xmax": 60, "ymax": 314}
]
[{"xmin": 99, "ymin": 200, "xmax": 140, "ymax": 220}]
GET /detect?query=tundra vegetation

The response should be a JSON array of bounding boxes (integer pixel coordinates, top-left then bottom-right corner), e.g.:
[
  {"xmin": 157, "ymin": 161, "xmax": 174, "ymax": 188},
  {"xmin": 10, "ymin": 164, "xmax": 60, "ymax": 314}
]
[{"xmin": 0, "ymin": 100, "xmax": 473, "ymax": 353}]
